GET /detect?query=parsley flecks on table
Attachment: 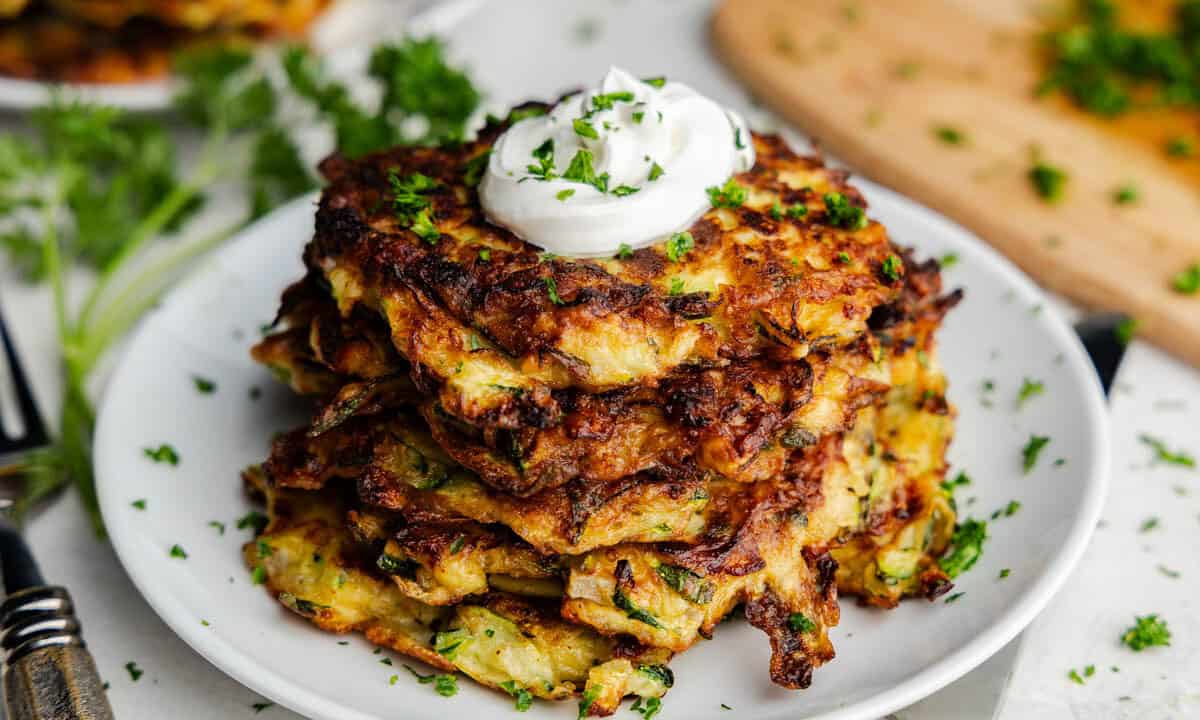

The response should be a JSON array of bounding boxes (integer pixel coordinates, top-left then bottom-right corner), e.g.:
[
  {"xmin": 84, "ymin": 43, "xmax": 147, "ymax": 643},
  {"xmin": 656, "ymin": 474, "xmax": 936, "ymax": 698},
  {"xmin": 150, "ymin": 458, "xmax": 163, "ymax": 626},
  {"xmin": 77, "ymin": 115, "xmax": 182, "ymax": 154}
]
[
  {"xmin": 192, "ymin": 375, "xmax": 216, "ymax": 394},
  {"xmin": 1017, "ymin": 377, "xmax": 1045, "ymax": 408},
  {"xmin": 1139, "ymin": 434, "xmax": 1196, "ymax": 468},
  {"xmin": 124, "ymin": 661, "xmax": 143, "ymax": 682},
  {"xmin": 1121, "ymin": 614, "xmax": 1171, "ymax": 651},
  {"xmin": 1022, "ymin": 435, "xmax": 1051, "ymax": 473},
  {"xmin": 144, "ymin": 444, "xmax": 180, "ymax": 466}
]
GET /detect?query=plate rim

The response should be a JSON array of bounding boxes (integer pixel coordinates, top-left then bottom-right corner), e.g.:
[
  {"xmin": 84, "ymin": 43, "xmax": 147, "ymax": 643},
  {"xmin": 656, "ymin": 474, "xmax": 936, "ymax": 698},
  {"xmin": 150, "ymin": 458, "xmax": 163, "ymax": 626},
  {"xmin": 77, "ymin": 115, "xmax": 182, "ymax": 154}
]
[{"xmin": 93, "ymin": 181, "xmax": 1110, "ymax": 720}]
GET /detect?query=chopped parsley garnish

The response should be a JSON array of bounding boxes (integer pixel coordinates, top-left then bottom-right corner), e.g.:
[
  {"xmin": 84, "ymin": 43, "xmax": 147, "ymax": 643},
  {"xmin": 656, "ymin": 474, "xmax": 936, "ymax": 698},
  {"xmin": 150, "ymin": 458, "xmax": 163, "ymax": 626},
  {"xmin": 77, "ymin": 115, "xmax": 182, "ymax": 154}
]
[
  {"xmin": 787, "ymin": 612, "xmax": 816, "ymax": 633},
  {"xmin": 721, "ymin": 704, "xmax": 732, "ymax": 710},
  {"xmin": 1017, "ymin": 377, "xmax": 1045, "ymax": 408},
  {"xmin": 648, "ymin": 162, "xmax": 665, "ymax": 181},
  {"xmin": 632, "ymin": 111, "xmax": 645, "ymax": 124},
  {"xmin": 999, "ymin": 568, "xmax": 1011, "ymax": 579},
  {"xmin": 131, "ymin": 499, "xmax": 147, "ymax": 510},
  {"xmin": 144, "ymin": 444, "xmax": 179, "ymax": 465},
  {"xmin": 256, "ymin": 540, "xmax": 274, "ymax": 558},
  {"xmin": 1028, "ymin": 159, "xmax": 1068, "ymax": 203},
  {"xmin": 528, "ymin": 138, "xmax": 556, "ymax": 180},
  {"xmin": 822, "ymin": 192, "xmax": 867, "ymax": 229},
  {"xmin": 208, "ymin": 521, "xmax": 225, "ymax": 535},
  {"xmin": 786, "ymin": 204, "xmax": 808, "ymax": 219},
  {"xmin": 836, "ymin": 252, "xmax": 852, "ymax": 264},
  {"xmin": 770, "ymin": 202, "xmax": 784, "ymax": 220},
  {"xmin": 1139, "ymin": 434, "xmax": 1195, "ymax": 468},
  {"xmin": 1121, "ymin": 614, "xmax": 1171, "ymax": 651},
  {"xmin": 573, "ymin": 118, "xmax": 599, "ymax": 139},
  {"xmin": 939, "ymin": 518, "xmax": 987, "ymax": 578},
  {"xmin": 1114, "ymin": 316, "xmax": 1138, "ymax": 346},
  {"xmin": 563, "ymin": 149, "xmax": 609, "ymax": 192},
  {"xmin": 252, "ymin": 702, "xmax": 274, "ymax": 713},
  {"xmin": 544, "ymin": 277, "xmax": 565, "ymax": 305},
  {"xmin": 1158, "ymin": 564, "xmax": 1181, "ymax": 579},
  {"xmin": 389, "ymin": 170, "xmax": 437, "ymax": 220},
  {"xmin": 556, "ymin": 188, "xmax": 575, "ymax": 202},
  {"xmin": 403, "ymin": 665, "xmax": 458, "ymax": 697},
  {"xmin": 1140, "ymin": 517, "xmax": 1160, "ymax": 533},
  {"xmin": 880, "ymin": 255, "xmax": 902, "ymax": 282},
  {"xmin": 1068, "ymin": 668, "xmax": 1085, "ymax": 685},
  {"xmin": 237, "ymin": 510, "xmax": 269, "ymax": 533},
  {"xmin": 734, "ymin": 127, "xmax": 746, "ymax": 150},
  {"xmin": 1022, "ymin": 435, "xmax": 1051, "ymax": 473},
  {"xmin": 1172, "ymin": 263, "xmax": 1200, "ymax": 294},
  {"xmin": 668, "ymin": 277, "xmax": 685, "ymax": 296},
  {"xmin": 125, "ymin": 661, "xmax": 143, "ymax": 682},
  {"xmin": 642, "ymin": 76, "xmax": 667, "ymax": 88},
  {"xmin": 944, "ymin": 592, "xmax": 965, "ymax": 604},
  {"xmin": 192, "ymin": 375, "xmax": 216, "ymax": 394},
  {"xmin": 251, "ymin": 565, "xmax": 266, "ymax": 585},
  {"xmin": 940, "ymin": 252, "xmax": 959, "ymax": 269},
  {"xmin": 933, "ymin": 125, "xmax": 967, "ymax": 145},
  {"xmin": 1111, "ymin": 184, "xmax": 1138, "ymax": 205},
  {"xmin": 991, "ymin": 500, "xmax": 1021, "ymax": 519},
  {"xmin": 706, "ymin": 178, "xmax": 748, "ymax": 208},
  {"xmin": 591, "ymin": 91, "xmax": 635, "ymax": 111},
  {"xmin": 616, "ymin": 243, "xmax": 634, "ymax": 259},
  {"xmin": 169, "ymin": 544, "xmax": 188, "ymax": 559},
  {"xmin": 500, "ymin": 681, "xmax": 534, "ymax": 711},
  {"xmin": 666, "ymin": 231, "xmax": 694, "ymax": 262},
  {"xmin": 612, "ymin": 185, "xmax": 640, "ymax": 197},
  {"xmin": 449, "ymin": 534, "xmax": 466, "ymax": 555},
  {"xmin": 478, "ymin": 248, "xmax": 491, "ymax": 262}
]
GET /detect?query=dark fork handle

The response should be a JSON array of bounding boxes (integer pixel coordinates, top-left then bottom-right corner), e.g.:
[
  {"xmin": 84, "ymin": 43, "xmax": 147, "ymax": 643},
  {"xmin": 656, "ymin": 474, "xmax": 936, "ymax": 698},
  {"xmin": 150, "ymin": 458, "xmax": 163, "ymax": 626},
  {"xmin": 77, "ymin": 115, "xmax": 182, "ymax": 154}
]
[
  {"xmin": 1, "ymin": 587, "xmax": 113, "ymax": 720},
  {"xmin": 0, "ymin": 304, "xmax": 48, "ymax": 453}
]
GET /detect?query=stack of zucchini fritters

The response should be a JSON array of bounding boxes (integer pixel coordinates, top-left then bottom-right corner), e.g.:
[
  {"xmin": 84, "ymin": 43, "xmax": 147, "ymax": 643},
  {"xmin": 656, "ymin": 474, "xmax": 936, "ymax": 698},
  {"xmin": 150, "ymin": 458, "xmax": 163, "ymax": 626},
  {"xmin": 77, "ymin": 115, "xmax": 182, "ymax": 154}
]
[{"xmin": 243, "ymin": 114, "xmax": 962, "ymax": 715}]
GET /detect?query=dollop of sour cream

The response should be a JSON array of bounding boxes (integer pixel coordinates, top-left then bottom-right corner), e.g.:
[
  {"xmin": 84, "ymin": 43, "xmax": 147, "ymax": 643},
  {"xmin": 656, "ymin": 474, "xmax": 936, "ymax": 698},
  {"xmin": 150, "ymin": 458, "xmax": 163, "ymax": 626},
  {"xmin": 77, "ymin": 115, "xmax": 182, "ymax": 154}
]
[{"xmin": 479, "ymin": 67, "xmax": 755, "ymax": 257}]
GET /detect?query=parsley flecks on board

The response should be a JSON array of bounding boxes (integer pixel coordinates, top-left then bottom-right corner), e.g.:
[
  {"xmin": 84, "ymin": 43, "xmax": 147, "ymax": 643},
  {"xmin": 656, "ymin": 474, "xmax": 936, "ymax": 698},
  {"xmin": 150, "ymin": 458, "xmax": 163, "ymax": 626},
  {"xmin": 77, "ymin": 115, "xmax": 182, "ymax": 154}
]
[
  {"xmin": 1173, "ymin": 263, "xmax": 1200, "ymax": 294},
  {"xmin": 1121, "ymin": 614, "xmax": 1171, "ymax": 651},
  {"xmin": 1038, "ymin": 1, "xmax": 1200, "ymax": 117},
  {"xmin": 1022, "ymin": 435, "xmax": 1051, "ymax": 473},
  {"xmin": 1028, "ymin": 158, "xmax": 1068, "ymax": 203},
  {"xmin": 933, "ymin": 125, "xmax": 967, "ymax": 145}
]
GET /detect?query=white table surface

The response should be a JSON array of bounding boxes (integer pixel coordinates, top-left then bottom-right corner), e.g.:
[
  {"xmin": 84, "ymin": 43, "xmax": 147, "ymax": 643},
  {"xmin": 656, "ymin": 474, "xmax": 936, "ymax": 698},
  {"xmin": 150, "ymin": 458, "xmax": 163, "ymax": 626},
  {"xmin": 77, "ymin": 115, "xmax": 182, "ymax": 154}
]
[{"xmin": 1, "ymin": 1, "xmax": 1196, "ymax": 718}]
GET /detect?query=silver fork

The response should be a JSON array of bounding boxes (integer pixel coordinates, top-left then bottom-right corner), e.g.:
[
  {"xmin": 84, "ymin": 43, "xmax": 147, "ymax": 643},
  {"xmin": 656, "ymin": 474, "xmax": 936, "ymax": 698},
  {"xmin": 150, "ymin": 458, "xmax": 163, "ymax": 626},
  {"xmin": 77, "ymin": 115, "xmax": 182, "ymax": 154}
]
[{"xmin": 0, "ymin": 302, "xmax": 47, "ymax": 467}]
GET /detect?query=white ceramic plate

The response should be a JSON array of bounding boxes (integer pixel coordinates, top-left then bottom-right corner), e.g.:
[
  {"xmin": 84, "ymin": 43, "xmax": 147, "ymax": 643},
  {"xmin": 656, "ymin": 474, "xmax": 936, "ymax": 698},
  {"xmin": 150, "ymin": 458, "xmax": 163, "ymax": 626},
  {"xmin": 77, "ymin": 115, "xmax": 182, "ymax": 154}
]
[
  {"xmin": 0, "ymin": 0, "xmax": 483, "ymax": 111},
  {"xmin": 94, "ymin": 182, "xmax": 1109, "ymax": 720}
]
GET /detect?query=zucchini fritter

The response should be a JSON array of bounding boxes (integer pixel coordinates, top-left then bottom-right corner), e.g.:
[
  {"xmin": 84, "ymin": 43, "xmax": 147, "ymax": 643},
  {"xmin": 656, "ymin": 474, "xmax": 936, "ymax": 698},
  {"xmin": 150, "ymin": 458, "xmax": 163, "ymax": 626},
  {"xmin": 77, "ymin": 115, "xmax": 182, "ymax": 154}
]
[
  {"xmin": 243, "ymin": 466, "xmax": 671, "ymax": 716},
  {"xmin": 309, "ymin": 126, "xmax": 906, "ymax": 450}
]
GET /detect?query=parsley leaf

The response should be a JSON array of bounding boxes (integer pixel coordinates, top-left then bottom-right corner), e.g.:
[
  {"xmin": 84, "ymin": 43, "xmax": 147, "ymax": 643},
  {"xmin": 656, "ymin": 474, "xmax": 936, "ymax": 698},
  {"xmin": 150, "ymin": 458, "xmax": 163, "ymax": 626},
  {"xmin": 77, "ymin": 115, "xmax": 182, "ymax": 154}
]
[
  {"xmin": 144, "ymin": 444, "xmax": 180, "ymax": 466},
  {"xmin": 1172, "ymin": 263, "xmax": 1200, "ymax": 294},
  {"xmin": 1017, "ymin": 378, "xmax": 1045, "ymax": 408},
  {"xmin": 1029, "ymin": 159, "xmax": 1068, "ymax": 203},
  {"xmin": 822, "ymin": 192, "xmax": 868, "ymax": 229},
  {"xmin": 939, "ymin": 518, "xmax": 987, "ymax": 578},
  {"xmin": 563, "ymin": 149, "xmax": 609, "ymax": 192},
  {"xmin": 1121, "ymin": 614, "xmax": 1171, "ymax": 651},
  {"xmin": 706, "ymin": 178, "xmax": 747, "ymax": 208},
  {"xmin": 1139, "ymin": 434, "xmax": 1195, "ymax": 468},
  {"xmin": 1022, "ymin": 435, "xmax": 1051, "ymax": 473},
  {"xmin": 666, "ymin": 231, "xmax": 694, "ymax": 262},
  {"xmin": 544, "ymin": 277, "xmax": 565, "ymax": 305},
  {"xmin": 787, "ymin": 612, "xmax": 816, "ymax": 632}
]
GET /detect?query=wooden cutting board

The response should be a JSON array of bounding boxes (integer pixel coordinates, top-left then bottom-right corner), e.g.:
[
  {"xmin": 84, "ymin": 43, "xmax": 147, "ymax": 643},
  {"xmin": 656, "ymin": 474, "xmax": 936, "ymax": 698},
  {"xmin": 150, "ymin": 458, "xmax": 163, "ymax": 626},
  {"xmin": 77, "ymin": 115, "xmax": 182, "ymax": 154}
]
[{"xmin": 712, "ymin": 0, "xmax": 1200, "ymax": 367}]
